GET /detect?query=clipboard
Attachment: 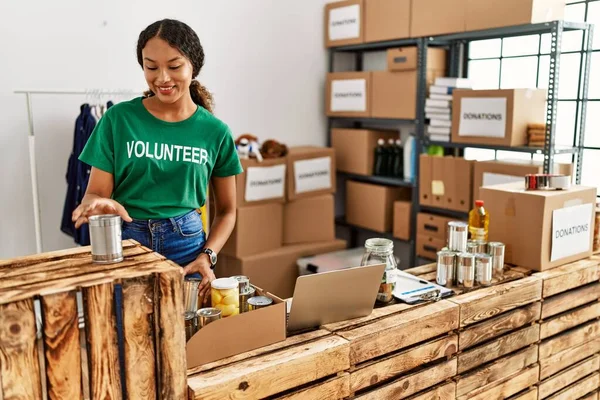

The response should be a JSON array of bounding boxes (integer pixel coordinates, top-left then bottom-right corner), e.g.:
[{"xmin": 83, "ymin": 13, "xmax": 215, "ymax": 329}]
[{"xmin": 392, "ymin": 270, "xmax": 454, "ymax": 304}]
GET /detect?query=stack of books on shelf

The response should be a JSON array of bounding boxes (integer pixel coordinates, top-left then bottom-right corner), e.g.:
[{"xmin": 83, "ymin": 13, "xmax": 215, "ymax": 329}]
[
  {"xmin": 527, "ymin": 123, "xmax": 546, "ymax": 147},
  {"xmin": 425, "ymin": 77, "xmax": 472, "ymax": 142}
]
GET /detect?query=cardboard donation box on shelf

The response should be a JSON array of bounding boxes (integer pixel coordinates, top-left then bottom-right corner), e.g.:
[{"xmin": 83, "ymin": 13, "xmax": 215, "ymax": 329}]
[
  {"xmin": 324, "ymin": 0, "xmax": 364, "ymax": 48},
  {"xmin": 393, "ymin": 201, "xmax": 411, "ymax": 240},
  {"xmin": 326, "ymin": 72, "xmax": 372, "ymax": 117},
  {"xmin": 331, "ymin": 128, "xmax": 399, "ymax": 176},
  {"xmin": 286, "ymin": 146, "xmax": 336, "ymax": 201},
  {"xmin": 186, "ymin": 286, "xmax": 287, "ymax": 369},
  {"xmin": 466, "ymin": 0, "xmax": 566, "ymax": 31},
  {"xmin": 236, "ymin": 157, "xmax": 286, "ymax": 208},
  {"xmin": 365, "ymin": 0, "xmax": 410, "ymax": 42},
  {"xmin": 452, "ymin": 89, "xmax": 547, "ymax": 147},
  {"xmin": 284, "ymin": 194, "xmax": 335, "ymax": 245},
  {"xmin": 481, "ymin": 182, "xmax": 597, "ymax": 271},
  {"xmin": 410, "ymin": 0, "xmax": 467, "ymax": 37}
]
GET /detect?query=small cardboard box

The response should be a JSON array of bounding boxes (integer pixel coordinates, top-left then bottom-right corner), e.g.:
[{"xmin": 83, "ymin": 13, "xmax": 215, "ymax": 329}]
[
  {"xmin": 453, "ymin": 157, "xmax": 474, "ymax": 212},
  {"xmin": 365, "ymin": 0, "xmax": 410, "ymax": 43},
  {"xmin": 326, "ymin": 72, "xmax": 372, "ymax": 117},
  {"xmin": 466, "ymin": 0, "xmax": 565, "ymax": 31},
  {"xmin": 411, "ymin": 0, "xmax": 466, "ymax": 37},
  {"xmin": 346, "ymin": 180, "xmax": 411, "ymax": 233},
  {"xmin": 416, "ymin": 234, "xmax": 446, "ymax": 260},
  {"xmin": 420, "ymin": 155, "xmax": 473, "ymax": 212},
  {"xmin": 417, "ymin": 212, "xmax": 455, "ymax": 241},
  {"xmin": 286, "ymin": 146, "xmax": 336, "ymax": 201},
  {"xmin": 236, "ymin": 158, "xmax": 286, "ymax": 208},
  {"xmin": 393, "ymin": 201, "xmax": 412, "ymax": 240},
  {"xmin": 452, "ymin": 89, "xmax": 547, "ymax": 147},
  {"xmin": 331, "ymin": 128, "xmax": 399, "ymax": 176},
  {"xmin": 481, "ymin": 183, "xmax": 597, "ymax": 271},
  {"xmin": 325, "ymin": 0, "xmax": 364, "ymax": 48},
  {"xmin": 221, "ymin": 203, "xmax": 283, "ymax": 258},
  {"xmin": 387, "ymin": 47, "xmax": 447, "ymax": 72},
  {"xmin": 473, "ymin": 159, "xmax": 573, "ymax": 200},
  {"xmin": 419, "ymin": 154, "xmax": 432, "ymax": 206},
  {"xmin": 186, "ymin": 285, "xmax": 286, "ymax": 369},
  {"xmin": 431, "ymin": 155, "xmax": 446, "ymax": 208},
  {"xmin": 284, "ymin": 195, "xmax": 335, "ymax": 245}
]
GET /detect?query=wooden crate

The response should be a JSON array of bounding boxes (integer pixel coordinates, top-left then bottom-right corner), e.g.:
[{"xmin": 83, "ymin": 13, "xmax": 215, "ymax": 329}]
[
  {"xmin": 538, "ymin": 355, "xmax": 600, "ymax": 399},
  {"xmin": 543, "ymin": 373, "xmax": 599, "ymax": 400},
  {"xmin": 455, "ymin": 363, "xmax": 540, "ymax": 400},
  {"xmin": 0, "ymin": 240, "xmax": 187, "ymax": 400},
  {"xmin": 533, "ymin": 258, "xmax": 600, "ymax": 299}
]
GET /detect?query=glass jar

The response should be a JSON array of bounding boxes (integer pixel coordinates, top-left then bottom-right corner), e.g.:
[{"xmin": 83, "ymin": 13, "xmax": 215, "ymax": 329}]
[
  {"xmin": 210, "ymin": 278, "xmax": 240, "ymax": 318},
  {"xmin": 360, "ymin": 238, "xmax": 398, "ymax": 303}
]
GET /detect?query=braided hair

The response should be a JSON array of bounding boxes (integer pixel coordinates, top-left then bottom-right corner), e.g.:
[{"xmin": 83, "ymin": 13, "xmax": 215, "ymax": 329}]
[{"xmin": 137, "ymin": 19, "xmax": 214, "ymax": 113}]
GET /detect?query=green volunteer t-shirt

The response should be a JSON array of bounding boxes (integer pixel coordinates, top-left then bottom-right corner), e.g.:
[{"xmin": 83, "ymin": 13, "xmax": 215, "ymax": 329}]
[{"xmin": 79, "ymin": 97, "xmax": 243, "ymax": 220}]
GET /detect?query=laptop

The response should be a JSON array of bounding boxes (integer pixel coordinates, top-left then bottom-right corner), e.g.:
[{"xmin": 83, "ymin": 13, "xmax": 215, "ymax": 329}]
[{"xmin": 286, "ymin": 263, "xmax": 386, "ymax": 333}]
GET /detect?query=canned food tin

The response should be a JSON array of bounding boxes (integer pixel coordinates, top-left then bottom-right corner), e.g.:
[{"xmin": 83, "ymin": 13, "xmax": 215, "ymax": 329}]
[
  {"xmin": 474, "ymin": 240, "xmax": 488, "ymax": 255},
  {"xmin": 231, "ymin": 275, "xmax": 250, "ymax": 294},
  {"xmin": 239, "ymin": 287, "xmax": 256, "ymax": 313},
  {"xmin": 436, "ymin": 251, "xmax": 456, "ymax": 287},
  {"xmin": 488, "ymin": 242, "xmax": 506, "ymax": 277},
  {"xmin": 184, "ymin": 311, "xmax": 197, "ymax": 341},
  {"xmin": 183, "ymin": 277, "xmax": 202, "ymax": 313},
  {"xmin": 475, "ymin": 254, "xmax": 493, "ymax": 286},
  {"xmin": 196, "ymin": 307, "xmax": 221, "ymax": 329},
  {"xmin": 466, "ymin": 241, "xmax": 478, "ymax": 254},
  {"xmin": 457, "ymin": 253, "xmax": 475, "ymax": 288},
  {"xmin": 88, "ymin": 215, "xmax": 123, "ymax": 264},
  {"xmin": 448, "ymin": 221, "xmax": 468, "ymax": 253},
  {"xmin": 247, "ymin": 296, "xmax": 273, "ymax": 311}
]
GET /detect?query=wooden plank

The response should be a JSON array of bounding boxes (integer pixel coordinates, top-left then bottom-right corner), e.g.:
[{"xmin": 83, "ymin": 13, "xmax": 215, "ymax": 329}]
[
  {"xmin": 540, "ymin": 302, "xmax": 600, "ymax": 340},
  {"xmin": 420, "ymin": 272, "xmax": 437, "ymax": 281},
  {"xmin": 354, "ymin": 358, "xmax": 456, "ymax": 400},
  {"xmin": 41, "ymin": 291, "xmax": 82, "ymax": 399},
  {"xmin": 449, "ymin": 277, "xmax": 542, "ymax": 328},
  {"xmin": 542, "ymin": 283, "xmax": 600, "ymax": 319},
  {"xmin": 187, "ymin": 335, "xmax": 350, "ymax": 400},
  {"xmin": 275, "ymin": 373, "xmax": 350, "ymax": 400},
  {"xmin": 157, "ymin": 270, "xmax": 187, "ymax": 400},
  {"xmin": 534, "ymin": 258, "xmax": 600, "ymax": 298},
  {"xmin": 0, "ymin": 239, "xmax": 141, "ymax": 268},
  {"xmin": 539, "ymin": 355, "xmax": 600, "ymax": 399},
  {"xmin": 122, "ymin": 276, "xmax": 156, "ymax": 399},
  {"xmin": 458, "ymin": 324, "xmax": 540, "ymax": 374},
  {"xmin": 540, "ymin": 338, "xmax": 600, "ymax": 380},
  {"xmin": 321, "ymin": 302, "xmax": 422, "ymax": 332},
  {"xmin": 456, "ymin": 363, "xmax": 539, "ymax": 400},
  {"xmin": 350, "ymin": 334, "xmax": 458, "ymax": 392},
  {"xmin": 459, "ymin": 302, "xmax": 541, "ymax": 351},
  {"xmin": 83, "ymin": 283, "xmax": 122, "ymax": 400},
  {"xmin": 404, "ymin": 382, "xmax": 456, "ymax": 400},
  {"xmin": 507, "ymin": 387, "xmax": 539, "ymax": 400},
  {"xmin": 0, "ymin": 299, "xmax": 43, "ymax": 399},
  {"xmin": 579, "ymin": 391, "xmax": 599, "ymax": 400},
  {"xmin": 456, "ymin": 345, "xmax": 538, "ymax": 397},
  {"xmin": 539, "ymin": 320, "xmax": 600, "ymax": 359},
  {"xmin": 404, "ymin": 263, "xmax": 437, "ymax": 276},
  {"xmin": 546, "ymin": 373, "xmax": 600, "ymax": 400},
  {"xmin": 337, "ymin": 301, "xmax": 459, "ymax": 365}
]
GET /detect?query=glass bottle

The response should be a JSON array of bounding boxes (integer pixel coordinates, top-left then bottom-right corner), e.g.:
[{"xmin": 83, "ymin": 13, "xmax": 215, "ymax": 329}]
[
  {"xmin": 386, "ymin": 138, "xmax": 396, "ymax": 176},
  {"xmin": 468, "ymin": 200, "xmax": 489, "ymax": 241},
  {"xmin": 373, "ymin": 139, "xmax": 386, "ymax": 176},
  {"xmin": 361, "ymin": 238, "xmax": 398, "ymax": 303},
  {"xmin": 393, "ymin": 139, "xmax": 403, "ymax": 177}
]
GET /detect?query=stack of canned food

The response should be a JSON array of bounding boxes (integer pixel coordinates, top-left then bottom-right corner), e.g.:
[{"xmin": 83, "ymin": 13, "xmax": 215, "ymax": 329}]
[
  {"xmin": 183, "ymin": 275, "xmax": 275, "ymax": 341},
  {"xmin": 436, "ymin": 221, "xmax": 506, "ymax": 289}
]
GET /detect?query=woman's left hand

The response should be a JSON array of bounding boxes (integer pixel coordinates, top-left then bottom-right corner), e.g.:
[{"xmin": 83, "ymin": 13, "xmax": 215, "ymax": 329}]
[{"xmin": 182, "ymin": 254, "xmax": 216, "ymax": 306}]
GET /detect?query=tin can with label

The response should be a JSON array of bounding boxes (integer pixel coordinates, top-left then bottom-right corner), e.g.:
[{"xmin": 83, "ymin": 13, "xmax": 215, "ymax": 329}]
[
  {"xmin": 247, "ymin": 296, "xmax": 273, "ymax": 311},
  {"xmin": 436, "ymin": 251, "xmax": 456, "ymax": 287},
  {"xmin": 448, "ymin": 221, "xmax": 468, "ymax": 253},
  {"xmin": 488, "ymin": 242, "xmax": 506, "ymax": 277},
  {"xmin": 475, "ymin": 254, "xmax": 493, "ymax": 286},
  {"xmin": 184, "ymin": 311, "xmax": 197, "ymax": 341},
  {"xmin": 196, "ymin": 307, "xmax": 221, "ymax": 329},
  {"xmin": 239, "ymin": 287, "xmax": 256, "ymax": 313},
  {"xmin": 457, "ymin": 253, "xmax": 475, "ymax": 288}
]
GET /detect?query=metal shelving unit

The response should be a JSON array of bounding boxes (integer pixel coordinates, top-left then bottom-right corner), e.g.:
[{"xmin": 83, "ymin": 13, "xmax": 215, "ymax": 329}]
[{"xmin": 328, "ymin": 20, "xmax": 594, "ymax": 267}]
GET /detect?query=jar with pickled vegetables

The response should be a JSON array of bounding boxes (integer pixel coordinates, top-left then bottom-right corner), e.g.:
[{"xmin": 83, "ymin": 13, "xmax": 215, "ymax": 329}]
[{"xmin": 210, "ymin": 278, "xmax": 240, "ymax": 318}]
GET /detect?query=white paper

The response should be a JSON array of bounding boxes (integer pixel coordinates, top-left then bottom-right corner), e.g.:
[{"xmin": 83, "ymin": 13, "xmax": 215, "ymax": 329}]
[
  {"xmin": 328, "ymin": 5, "xmax": 360, "ymax": 41},
  {"xmin": 331, "ymin": 79, "xmax": 367, "ymax": 112},
  {"xmin": 245, "ymin": 164, "xmax": 286, "ymax": 202},
  {"xmin": 482, "ymin": 173, "xmax": 523, "ymax": 187},
  {"xmin": 551, "ymin": 203, "xmax": 593, "ymax": 262},
  {"xmin": 294, "ymin": 157, "xmax": 332, "ymax": 194},
  {"xmin": 458, "ymin": 97, "xmax": 507, "ymax": 138}
]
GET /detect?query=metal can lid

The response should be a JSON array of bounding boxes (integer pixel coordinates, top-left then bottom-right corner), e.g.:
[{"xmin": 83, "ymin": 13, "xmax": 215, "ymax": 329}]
[
  {"xmin": 448, "ymin": 221, "xmax": 468, "ymax": 231},
  {"xmin": 247, "ymin": 296, "xmax": 273, "ymax": 306},
  {"xmin": 475, "ymin": 253, "xmax": 492, "ymax": 262},
  {"xmin": 437, "ymin": 250, "xmax": 455, "ymax": 263},
  {"xmin": 231, "ymin": 275, "xmax": 249, "ymax": 283},
  {"xmin": 184, "ymin": 311, "xmax": 196, "ymax": 320},
  {"xmin": 211, "ymin": 277, "xmax": 238, "ymax": 290},
  {"xmin": 88, "ymin": 214, "xmax": 122, "ymax": 227},
  {"xmin": 241, "ymin": 287, "xmax": 256, "ymax": 296},
  {"xmin": 488, "ymin": 242, "xmax": 505, "ymax": 255},
  {"xmin": 196, "ymin": 308, "xmax": 221, "ymax": 318}
]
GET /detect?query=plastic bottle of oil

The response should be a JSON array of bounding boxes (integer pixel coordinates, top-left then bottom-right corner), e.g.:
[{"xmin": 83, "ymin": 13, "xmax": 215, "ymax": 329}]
[{"xmin": 468, "ymin": 200, "xmax": 489, "ymax": 241}]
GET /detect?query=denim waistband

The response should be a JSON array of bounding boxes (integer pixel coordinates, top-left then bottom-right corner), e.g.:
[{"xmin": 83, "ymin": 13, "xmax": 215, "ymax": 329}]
[{"xmin": 124, "ymin": 209, "xmax": 200, "ymax": 231}]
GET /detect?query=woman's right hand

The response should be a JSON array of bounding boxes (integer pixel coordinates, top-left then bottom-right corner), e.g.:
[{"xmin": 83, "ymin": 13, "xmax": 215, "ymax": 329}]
[{"xmin": 72, "ymin": 197, "xmax": 133, "ymax": 228}]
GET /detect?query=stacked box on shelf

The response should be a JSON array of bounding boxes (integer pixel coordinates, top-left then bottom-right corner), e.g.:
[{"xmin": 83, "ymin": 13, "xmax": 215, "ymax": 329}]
[{"xmin": 533, "ymin": 258, "xmax": 600, "ymax": 400}]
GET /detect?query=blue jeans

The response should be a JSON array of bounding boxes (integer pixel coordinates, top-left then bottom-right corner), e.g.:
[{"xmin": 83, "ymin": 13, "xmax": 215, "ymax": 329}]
[{"xmin": 122, "ymin": 209, "xmax": 205, "ymax": 277}]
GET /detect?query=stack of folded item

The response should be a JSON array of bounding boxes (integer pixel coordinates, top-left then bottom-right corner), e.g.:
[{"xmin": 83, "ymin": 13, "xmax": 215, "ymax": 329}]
[
  {"xmin": 527, "ymin": 123, "xmax": 546, "ymax": 147},
  {"xmin": 425, "ymin": 77, "xmax": 472, "ymax": 142}
]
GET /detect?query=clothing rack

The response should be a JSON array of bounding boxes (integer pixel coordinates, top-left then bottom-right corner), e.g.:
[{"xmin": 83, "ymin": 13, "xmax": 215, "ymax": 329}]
[{"xmin": 14, "ymin": 89, "xmax": 140, "ymax": 254}]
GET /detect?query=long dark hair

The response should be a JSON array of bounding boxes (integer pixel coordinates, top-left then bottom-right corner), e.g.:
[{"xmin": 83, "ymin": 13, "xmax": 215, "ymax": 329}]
[{"xmin": 137, "ymin": 19, "xmax": 214, "ymax": 113}]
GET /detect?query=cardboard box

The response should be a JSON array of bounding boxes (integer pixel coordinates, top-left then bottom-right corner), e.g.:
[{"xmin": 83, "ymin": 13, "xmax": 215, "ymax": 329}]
[
  {"xmin": 346, "ymin": 180, "xmax": 411, "ymax": 232},
  {"xmin": 331, "ymin": 128, "xmax": 399, "ymax": 175},
  {"xmin": 326, "ymin": 72, "xmax": 372, "ymax": 117},
  {"xmin": 221, "ymin": 203, "xmax": 283, "ymax": 258},
  {"xmin": 417, "ymin": 234, "xmax": 446, "ymax": 260},
  {"xmin": 286, "ymin": 146, "xmax": 336, "ymax": 201},
  {"xmin": 452, "ymin": 89, "xmax": 547, "ymax": 147},
  {"xmin": 466, "ymin": 0, "xmax": 565, "ymax": 31},
  {"xmin": 473, "ymin": 159, "xmax": 574, "ymax": 200},
  {"xmin": 186, "ymin": 285, "xmax": 286, "ymax": 369},
  {"xmin": 387, "ymin": 47, "xmax": 447, "ymax": 72},
  {"xmin": 284, "ymin": 195, "xmax": 335, "ymax": 245},
  {"xmin": 481, "ymin": 183, "xmax": 597, "ymax": 271},
  {"xmin": 325, "ymin": 0, "xmax": 364, "ymax": 48},
  {"xmin": 236, "ymin": 158, "xmax": 286, "ymax": 208},
  {"xmin": 218, "ymin": 239, "xmax": 347, "ymax": 299},
  {"xmin": 393, "ymin": 201, "xmax": 412, "ymax": 240},
  {"xmin": 365, "ymin": 0, "xmax": 410, "ymax": 43},
  {"xmin": 419, "ymin": 153, "xmax": 432, "ymax": 206},
  {"xmin": 454, "ymin": 157, "xmax": 474, "ymax": 212},
  {"xmin": 431, "ymin": 155, "xmax": 446, "ymax": 208},
  {"xmin": 417, "ymin": 212, "xmax": 454, "ymax": 241},
  {"xmin": 420, "ymin": 155, "xmax": 473, "ymax": 212},
  {"xmin": 442, "ymin": 156, "xmax": 457, "ymax": 210},
  {"xmin": 411, "ymin": 0, "xmax": 466, "ymax": 37}
]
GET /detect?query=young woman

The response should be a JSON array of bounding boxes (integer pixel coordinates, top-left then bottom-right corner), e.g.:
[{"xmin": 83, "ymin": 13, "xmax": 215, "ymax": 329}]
[{"xmin": 73, "ymin": 19, "xmax": 242, "ymax": 304}]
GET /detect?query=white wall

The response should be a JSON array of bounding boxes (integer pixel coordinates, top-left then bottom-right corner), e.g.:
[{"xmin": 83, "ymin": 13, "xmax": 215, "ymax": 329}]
[{"xmin": 0, "ymin": 0, "xmax": 329, "ymax": 258}]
